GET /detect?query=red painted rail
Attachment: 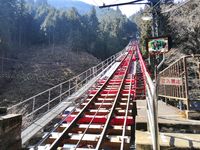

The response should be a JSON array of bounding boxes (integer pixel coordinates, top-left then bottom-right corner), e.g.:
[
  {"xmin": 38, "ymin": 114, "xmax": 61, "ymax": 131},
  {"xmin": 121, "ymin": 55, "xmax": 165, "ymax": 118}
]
[{"xmin": 38, "ymin": 45, "xmax": 139, "ymax": 150}]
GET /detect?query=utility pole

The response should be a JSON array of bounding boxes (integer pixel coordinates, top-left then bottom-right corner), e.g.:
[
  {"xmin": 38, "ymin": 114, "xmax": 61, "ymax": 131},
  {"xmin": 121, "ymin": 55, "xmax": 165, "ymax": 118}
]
[{"xmin": 150, "ymin": 0, "xmax": 161, "ymax": 37}]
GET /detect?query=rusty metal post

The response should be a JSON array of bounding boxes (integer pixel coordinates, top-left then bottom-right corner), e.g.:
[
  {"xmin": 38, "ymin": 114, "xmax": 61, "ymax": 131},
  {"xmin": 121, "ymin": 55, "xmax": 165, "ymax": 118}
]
[{"xmin": 183, "ymin": 57, "xmax": 189, "ymax": 117}]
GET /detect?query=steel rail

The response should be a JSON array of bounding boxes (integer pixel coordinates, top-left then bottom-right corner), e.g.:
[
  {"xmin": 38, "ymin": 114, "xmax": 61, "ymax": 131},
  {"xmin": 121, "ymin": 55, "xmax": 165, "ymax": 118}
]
[
  {"xmin": 49, "ymin": 51, "xmax": 129, "ymax": 149},
  {"xmin": 34, "ymin": 58, "xmax": 125, "ymax": 148},
  {"xmin": 95, "ymin": 49, "xmax": 134, "ymax": 149},
  {"xmin": 73, "ymin": 76, "xmax": 119, "ymax": 149},
  {"xmin": 120, "ymin": 70, "xmax": 134, "ymax": 150},
  {"xmin": 34, "ymin": 102, "xmax": 81, "ymax": 148}
]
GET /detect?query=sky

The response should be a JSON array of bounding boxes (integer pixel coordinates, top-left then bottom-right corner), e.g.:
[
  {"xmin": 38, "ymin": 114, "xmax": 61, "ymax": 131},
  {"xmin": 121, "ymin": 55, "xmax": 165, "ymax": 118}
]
[{"xmin": 77, "ymin": 0, "xmax": 185, "ymax": 17}]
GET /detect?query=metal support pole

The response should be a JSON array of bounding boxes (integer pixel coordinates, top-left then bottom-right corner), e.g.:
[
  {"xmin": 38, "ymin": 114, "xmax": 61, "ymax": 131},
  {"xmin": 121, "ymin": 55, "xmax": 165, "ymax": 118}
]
[
  {"xmin": 86, "ymin": 70, "xmax": 88, "ymax": 83},
  {"xmin": 48, "ymin": 90, "xmax": 51, "ymax": 110},
  {"xmin": 152, "ymin": 3, "xmax": 156, "ymax": 37},
  {"xmin": 183, "ymin": 57, "xmax": 189, "ymax": 116},
  {"xmin": 154, "ymin": 66, "xmax": 160, "ymax": 150},
  {"xmin": 59, "ymin": 84, "xmax": 62, "ymax": 102},
  {"xmin": 157, "ymin": 53, "xmax": 165, "ymax": 70},
  {"xmin": 92, "ymin": 67, "xmax": 95, "ymax": 78},
  {"xmin": 32, "ymin": 97, "xmax": 36, "ymax": 112},
  {"xmin": 68, "ymin": 80, "xmax": 71, "ymax": 95},
  {"xmin": 75, "ymin": 78, "xmax": 78, "ymax": 91}
]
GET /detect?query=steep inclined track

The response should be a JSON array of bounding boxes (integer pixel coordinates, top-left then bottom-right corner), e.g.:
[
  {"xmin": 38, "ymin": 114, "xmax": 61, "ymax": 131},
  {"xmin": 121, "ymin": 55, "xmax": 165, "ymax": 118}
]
[{"xmin": 38, "ymin": 46, "xmax": 139, "ymax": 150}]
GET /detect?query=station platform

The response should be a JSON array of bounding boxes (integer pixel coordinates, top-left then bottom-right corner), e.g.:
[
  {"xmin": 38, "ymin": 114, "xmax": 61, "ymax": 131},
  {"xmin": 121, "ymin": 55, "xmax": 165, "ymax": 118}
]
[{"xmin": 136, "ymin": 100, "xmax": 200, "ymax": 149}]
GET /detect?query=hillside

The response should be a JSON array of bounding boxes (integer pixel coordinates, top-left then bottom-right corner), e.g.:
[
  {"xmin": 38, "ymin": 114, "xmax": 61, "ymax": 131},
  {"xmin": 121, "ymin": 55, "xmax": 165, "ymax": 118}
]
[
  {"xmin": 0, "ymin": 0, "xmax": 136, "ymax": 107},
  {"xmin": 0, "ymin": 45, "xmax": 99, "ymax": 107},
  {"xmin": 163, "ymin": 0, "xmax": 200, "ymax": 54},
  {"xmin": 160, "ymin": 0, "xmax": 200, "ymax": 64}
]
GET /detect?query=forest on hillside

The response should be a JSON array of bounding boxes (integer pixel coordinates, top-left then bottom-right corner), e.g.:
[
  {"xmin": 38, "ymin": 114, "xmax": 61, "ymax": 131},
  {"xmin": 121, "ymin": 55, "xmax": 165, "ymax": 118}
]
[
  {"xmin": 0, "ymin": 0, "xmax": 136, "ymax": 59},
  {"xmin": 0, "ymin": 0, "xmax": 136, "ymax": 106}
]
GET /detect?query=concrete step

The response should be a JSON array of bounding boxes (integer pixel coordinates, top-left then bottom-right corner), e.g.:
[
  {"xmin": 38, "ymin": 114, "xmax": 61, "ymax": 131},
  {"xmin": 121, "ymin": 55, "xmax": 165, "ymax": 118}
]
[{"xmin": 136, "ymin": 130, "xmax": 200, "ymax": 149}]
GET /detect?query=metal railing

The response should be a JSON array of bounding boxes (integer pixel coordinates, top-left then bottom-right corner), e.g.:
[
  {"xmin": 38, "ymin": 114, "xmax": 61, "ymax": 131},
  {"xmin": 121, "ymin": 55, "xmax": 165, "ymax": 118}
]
[
  {"xmin": 136, "ymin": 43, "xmax": 160, "ymax": 150},
  {"xmin": 158, "ymin": 55, "xmax": 200, "ymax": 111},
  {"xmin": 7, "ymin": 49, "xmax": 126, "ymax": 129}
]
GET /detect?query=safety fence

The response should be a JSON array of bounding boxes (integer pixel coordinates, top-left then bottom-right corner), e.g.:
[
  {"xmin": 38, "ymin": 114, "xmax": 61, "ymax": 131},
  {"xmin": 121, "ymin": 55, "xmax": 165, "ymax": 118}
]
[
  {"xmin": 158, "ymin": 55, "xmax": 200, "ymax": 111},
  {"xmin": 7, "ymin": 49, "xmax": 126, "ymax": 129},
  {"xmin": 136, "ymin": 43, "xmax": 160, "ymax": 150}
]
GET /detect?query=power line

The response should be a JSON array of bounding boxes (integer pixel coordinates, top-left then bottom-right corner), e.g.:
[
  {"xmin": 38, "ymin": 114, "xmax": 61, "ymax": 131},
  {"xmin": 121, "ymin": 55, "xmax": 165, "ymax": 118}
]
[
  {"xmin": 144, "ymin": 0, "xmax": 162, "ymax": 14},
  {"xmin": 152, "ymin": 0, "xmax": 162, "ymax": 9},
  {"xmin": 161, "ymin": 0, "xmax": 191, "ymax": 14},
  {"xmin": 99, "ymin": 0, "xmax": 149, "ymax": 8},
  {"xmin": 92, "ymin": 0, "xmax": 99, "ymax": 6}
]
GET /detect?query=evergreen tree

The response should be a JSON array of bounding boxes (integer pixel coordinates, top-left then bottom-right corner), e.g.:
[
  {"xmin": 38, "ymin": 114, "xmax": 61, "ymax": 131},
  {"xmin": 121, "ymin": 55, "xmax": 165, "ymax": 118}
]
[
  {"xmin": 0, "ymin": 0, "xmax": 137, "ymax": 59},
  {"xmin": 0, "ymin": 0, "xmax": 18, "ymax": 49}
]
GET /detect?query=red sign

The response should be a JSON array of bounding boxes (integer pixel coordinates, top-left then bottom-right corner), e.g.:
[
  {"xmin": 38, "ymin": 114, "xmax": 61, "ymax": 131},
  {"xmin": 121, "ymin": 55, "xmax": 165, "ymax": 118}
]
[{"xmin": 160, "ymin": 77, "xmax": 182, "ymax": 86}]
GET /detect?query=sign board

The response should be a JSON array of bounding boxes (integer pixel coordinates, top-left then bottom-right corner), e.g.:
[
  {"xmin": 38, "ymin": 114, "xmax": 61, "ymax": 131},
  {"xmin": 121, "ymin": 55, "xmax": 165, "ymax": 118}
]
[
  {"xmin": 160, "ymin": 77, "xmax": 183, "ymax": 86},
  {"xmin": 146, "ymin": 36, "xmax": 170, "ymax": 55}
]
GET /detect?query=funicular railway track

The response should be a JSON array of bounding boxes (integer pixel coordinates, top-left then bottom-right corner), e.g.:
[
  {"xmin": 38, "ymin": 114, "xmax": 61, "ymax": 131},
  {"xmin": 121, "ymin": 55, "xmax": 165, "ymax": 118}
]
[{"xmin": 38, "ymin": 46, "xmax": 138, "ymax": 150}]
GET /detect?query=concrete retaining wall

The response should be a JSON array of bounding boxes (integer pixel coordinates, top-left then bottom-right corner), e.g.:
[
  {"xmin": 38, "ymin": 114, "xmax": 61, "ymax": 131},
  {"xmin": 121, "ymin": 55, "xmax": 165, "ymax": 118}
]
[{"xmin": 0, "ymin": 113, "xmax": 22, "ymax": 150}]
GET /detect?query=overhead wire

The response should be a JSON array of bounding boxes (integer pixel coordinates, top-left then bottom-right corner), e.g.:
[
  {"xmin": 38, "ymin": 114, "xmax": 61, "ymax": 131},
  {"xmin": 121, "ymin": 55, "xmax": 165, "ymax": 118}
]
[
  {"xmin": 161, "ymin": 0, "xmax": 191, "ymax": 14},
  {"xmin": 143, "ymin": 0, "xmax": 162, "ymax": 15},
  {"xmin": 92, "ymin": 0, "xmax": 99, "ymax": 6},
  {"xmin": 160, "ymin": 0, "xmax": 192, "ymax": 22},
  {"xmin": 142, "ymin": 0, "xmax": 191, "ymax": 18}
]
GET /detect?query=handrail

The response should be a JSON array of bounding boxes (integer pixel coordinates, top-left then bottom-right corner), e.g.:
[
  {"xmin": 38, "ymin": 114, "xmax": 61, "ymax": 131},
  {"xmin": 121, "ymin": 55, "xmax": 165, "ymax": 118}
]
[
  {"xmin": 158, "ymin": 54, "xmax": 200, "ymax": 113},
  {"xmin": 159, "ymin": 55, "xmax": 200, "ymax": 74},
  {"xmin": 7, "ymin": 48, "xmax": 126, "ymax": 129},
  {"xmin": 135, "ymin": 42, "xmax": 160, "ymax": 150}
]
